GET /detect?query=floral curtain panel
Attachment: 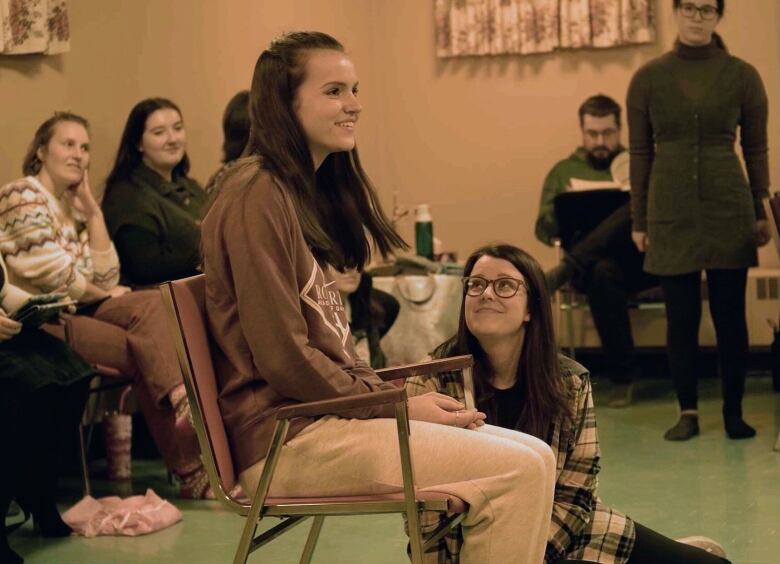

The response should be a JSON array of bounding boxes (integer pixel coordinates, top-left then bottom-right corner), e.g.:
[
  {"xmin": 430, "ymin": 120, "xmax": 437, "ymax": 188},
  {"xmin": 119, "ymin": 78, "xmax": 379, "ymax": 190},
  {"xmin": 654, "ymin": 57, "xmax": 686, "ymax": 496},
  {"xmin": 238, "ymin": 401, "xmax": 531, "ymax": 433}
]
[
  {"xmin": 436, "ymin": 0, "xmax": 655, "ymax": 58},
  {"xmin": 0, "ymin": 0, "xmax": 70, "ymax": 55}
]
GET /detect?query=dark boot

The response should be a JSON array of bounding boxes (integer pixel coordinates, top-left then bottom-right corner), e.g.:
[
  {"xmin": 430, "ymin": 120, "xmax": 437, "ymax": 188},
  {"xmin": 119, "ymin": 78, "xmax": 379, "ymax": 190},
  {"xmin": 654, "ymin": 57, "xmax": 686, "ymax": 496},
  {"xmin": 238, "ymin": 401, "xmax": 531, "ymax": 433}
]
[
  {"xmin": 724, "ymin": 415, "xmax": 756, "ymax": 440},
  {"xmin": 2, "ymin": 496, "xmax": 25, "ymax": 564},
  {"xmin": 664, "ymin": 413, "xmax": 700, "ymax": 441}
]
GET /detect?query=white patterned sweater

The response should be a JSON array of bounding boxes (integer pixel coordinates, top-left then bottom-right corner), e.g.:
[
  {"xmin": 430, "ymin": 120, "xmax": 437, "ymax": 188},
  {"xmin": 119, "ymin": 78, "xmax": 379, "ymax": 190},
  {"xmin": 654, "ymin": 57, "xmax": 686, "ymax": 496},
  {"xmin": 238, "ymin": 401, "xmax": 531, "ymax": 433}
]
[{"xmin": 0, "ymin": 176, "xmax": 120, "ymax": 301}]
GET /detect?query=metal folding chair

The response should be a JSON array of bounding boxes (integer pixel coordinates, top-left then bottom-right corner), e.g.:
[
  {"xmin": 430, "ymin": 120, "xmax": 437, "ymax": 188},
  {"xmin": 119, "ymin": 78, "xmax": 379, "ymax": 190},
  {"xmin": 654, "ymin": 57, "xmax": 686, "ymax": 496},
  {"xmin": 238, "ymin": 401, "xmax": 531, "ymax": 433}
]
[
  {"xmin": 160, "ymin": 274, "xmax": 474, "ymax": 564},
  {"xmin": 767, "ymin": 193, "xmax": 780, "ymax": 451},
  {"xmin": 44, "ymin": 319, "xmax": 134, "ymax": 496}
]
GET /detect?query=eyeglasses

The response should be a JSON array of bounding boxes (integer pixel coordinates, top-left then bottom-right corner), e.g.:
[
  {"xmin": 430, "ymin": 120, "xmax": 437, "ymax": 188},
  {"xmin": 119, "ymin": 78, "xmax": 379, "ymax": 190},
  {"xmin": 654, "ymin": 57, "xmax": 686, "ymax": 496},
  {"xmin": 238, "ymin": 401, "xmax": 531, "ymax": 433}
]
[
  {"xmin": 583, "ymin": 128, "xmax": 619, "ymax": 140},
  {"xmin": 463, "ymin": 276, "xmax": 526, "ymax": 299},
  {"xmin": 679, "ymin": 3, "xmax": 719, "ymax": 21}
]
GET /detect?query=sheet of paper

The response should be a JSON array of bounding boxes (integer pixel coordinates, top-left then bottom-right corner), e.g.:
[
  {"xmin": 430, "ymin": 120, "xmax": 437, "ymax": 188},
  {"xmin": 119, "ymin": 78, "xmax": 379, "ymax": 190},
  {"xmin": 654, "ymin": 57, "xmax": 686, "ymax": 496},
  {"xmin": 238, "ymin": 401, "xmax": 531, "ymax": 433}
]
[{"xmin": 568, "ymin": 178, "xmax": 625, "ymax": 191}]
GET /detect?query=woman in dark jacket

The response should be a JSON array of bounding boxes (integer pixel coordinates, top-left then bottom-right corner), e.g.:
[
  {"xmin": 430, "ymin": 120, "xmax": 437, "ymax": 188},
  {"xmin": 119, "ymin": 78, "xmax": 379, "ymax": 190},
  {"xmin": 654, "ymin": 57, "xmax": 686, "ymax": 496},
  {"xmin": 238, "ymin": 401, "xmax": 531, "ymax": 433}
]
[
  {"xmin": 102, "ymin": 98, "xmax": 206, "ymax": 288},
  {"xmin": 628, "ymin": 0, "xmax": 771, "ymax": 440},
  {"xmin": 0, "ymin": 254, "xmax": 92, "ymax": 564}
]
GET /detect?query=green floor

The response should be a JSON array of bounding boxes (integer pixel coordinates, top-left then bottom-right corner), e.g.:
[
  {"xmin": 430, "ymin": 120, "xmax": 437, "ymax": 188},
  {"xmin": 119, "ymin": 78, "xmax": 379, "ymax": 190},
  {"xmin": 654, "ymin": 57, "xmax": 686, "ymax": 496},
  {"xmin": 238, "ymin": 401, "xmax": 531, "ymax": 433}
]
[{"xmin": 8, "ymin": 376, "xmax": 780, "ymax": 564}]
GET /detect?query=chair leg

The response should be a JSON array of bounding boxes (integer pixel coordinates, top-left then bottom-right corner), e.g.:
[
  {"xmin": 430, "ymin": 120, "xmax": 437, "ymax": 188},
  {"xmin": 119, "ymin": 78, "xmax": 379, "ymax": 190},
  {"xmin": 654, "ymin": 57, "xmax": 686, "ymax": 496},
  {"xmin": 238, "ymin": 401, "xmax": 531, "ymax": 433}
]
[
  {"xmin": 234, "ymin": 508, "xmax": 262, "ymax": 564},
  {"xmin": 565, "ymin": 293, "xmax": 576, "ymax": 358},
  {"xmin": 299, "ymin": 515, "xmax": 325, "ymax": 564},
  {"xmin": 408, "ymin": 514, "xmax": 425, "ymax": 564},
  {"xmin": 78, "ymin": 424, "xmax": 91, "ymax": 498}
]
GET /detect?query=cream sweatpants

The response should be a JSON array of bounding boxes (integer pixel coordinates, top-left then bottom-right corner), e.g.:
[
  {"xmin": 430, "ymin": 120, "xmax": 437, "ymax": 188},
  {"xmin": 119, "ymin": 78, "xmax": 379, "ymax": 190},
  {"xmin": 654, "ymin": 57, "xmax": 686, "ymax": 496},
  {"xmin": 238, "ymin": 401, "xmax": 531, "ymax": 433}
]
[{"xmin": 240, "ymin": 417, "xmax": 556, "ymax": 564}]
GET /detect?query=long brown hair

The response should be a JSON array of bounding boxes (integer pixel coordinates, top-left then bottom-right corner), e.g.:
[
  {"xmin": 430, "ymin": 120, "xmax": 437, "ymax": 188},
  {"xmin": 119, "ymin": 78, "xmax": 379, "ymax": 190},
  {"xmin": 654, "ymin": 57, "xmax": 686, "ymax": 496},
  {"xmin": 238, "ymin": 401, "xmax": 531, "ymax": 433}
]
[
  {"xmin": 434, "ymin": 244, "xmax": 572, "ymax": 441},
  {"xmin": 221, "ymin": 90, "xmax": 250, "ymax": 163},
  {"xmin": 22, "ymin": 112, "xmax": 90, "ymax": 176},
  {"xmin": 235, "ymin": 31, "xmax": 406, "ymax": 269}
]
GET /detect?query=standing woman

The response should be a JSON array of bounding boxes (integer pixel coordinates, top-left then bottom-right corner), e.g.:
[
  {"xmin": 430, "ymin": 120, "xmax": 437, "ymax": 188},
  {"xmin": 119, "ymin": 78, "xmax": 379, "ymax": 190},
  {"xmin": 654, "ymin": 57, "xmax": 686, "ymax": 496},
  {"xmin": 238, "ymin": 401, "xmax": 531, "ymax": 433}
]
[
  {"xmin": 202, "ymin": 31, "xmax": 558, "ymax": 564},
  {"xmin": 102, "ymin": 98, "xmax": 206, "ymax": 288},
  {"xmin": 628, "ymin": 0, "xmax": 771, "ymax": 440}
]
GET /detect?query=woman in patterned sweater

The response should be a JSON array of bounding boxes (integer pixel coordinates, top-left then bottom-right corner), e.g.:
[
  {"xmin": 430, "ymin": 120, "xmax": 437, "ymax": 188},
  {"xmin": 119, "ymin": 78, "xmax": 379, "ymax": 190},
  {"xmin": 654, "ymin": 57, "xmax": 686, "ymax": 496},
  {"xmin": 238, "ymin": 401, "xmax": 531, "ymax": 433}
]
[
  {"xmin": 407, "ymin": 244, "xmax": 728, "ymax": 564},
  {"xmin": 0, "ymin": 112, "xmax": 209, "ymax": 498}
]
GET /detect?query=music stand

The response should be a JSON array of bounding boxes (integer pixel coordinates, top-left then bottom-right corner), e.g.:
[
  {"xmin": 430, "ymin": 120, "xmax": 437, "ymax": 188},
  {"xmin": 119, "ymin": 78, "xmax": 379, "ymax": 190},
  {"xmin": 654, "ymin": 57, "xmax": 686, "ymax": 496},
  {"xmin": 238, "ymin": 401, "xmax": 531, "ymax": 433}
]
[{"xmin": 553, "ymin": 189, "xmax": 630, "ymax": 251}]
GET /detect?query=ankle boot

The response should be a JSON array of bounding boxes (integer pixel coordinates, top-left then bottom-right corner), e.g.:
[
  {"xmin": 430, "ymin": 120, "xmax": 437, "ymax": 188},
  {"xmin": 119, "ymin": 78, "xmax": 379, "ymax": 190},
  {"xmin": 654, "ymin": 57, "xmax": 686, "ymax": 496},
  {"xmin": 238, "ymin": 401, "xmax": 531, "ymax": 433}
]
[
  {"xmin": 2, "ymin": 497, "xmax": 25, "ymax": 564},
  {"xmin": 15, "ymin": 470, "xmax": 71, "ymax": 539},
  {"xmin": 663, "ymin": 414, "xmax": 699, "ymax": 441},
  {"xmin": 545, "ymin": 261, "xmax": 576, "ymax": 293},
  {"xmin": 724, "ymin": 415, "xmax": 756, "ymax": 440},
  {"xmin": 14, "ymin": 495, "xmax": 71, "ymax": 539}
]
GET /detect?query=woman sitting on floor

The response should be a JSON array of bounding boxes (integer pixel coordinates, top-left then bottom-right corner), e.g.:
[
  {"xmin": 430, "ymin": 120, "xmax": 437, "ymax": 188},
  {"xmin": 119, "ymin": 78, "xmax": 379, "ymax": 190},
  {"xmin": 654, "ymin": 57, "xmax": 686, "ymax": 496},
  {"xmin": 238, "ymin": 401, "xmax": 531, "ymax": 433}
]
[{"xmin": 407, "ymin": 243, "xmax": 729, "ymax": 564}]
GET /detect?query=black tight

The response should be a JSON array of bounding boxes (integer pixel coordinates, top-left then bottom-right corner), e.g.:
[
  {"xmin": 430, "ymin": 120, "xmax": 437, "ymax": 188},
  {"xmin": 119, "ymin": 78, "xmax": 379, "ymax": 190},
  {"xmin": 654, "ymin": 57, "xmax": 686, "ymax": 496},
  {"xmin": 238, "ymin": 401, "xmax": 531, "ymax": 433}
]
[
  {"xmin": 659, "ymin": 269, "xmax": 748, "ymax": 415},
  {"xmin": 556, "ymin": 522, "xmax": 730, "ymax": 564}
]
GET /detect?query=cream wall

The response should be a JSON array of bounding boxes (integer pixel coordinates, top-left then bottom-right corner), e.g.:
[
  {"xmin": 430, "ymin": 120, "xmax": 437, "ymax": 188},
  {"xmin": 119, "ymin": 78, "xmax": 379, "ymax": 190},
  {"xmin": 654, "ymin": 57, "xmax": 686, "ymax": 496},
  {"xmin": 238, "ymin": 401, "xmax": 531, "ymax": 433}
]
[
  {"xmin": 0, "ymin": 0, "xmax": 381, "ymax": 197},
  {"xmin": 0, "ymin": 0, "xmax": 777, "ymax": 268},
  {"xmin": 370, "ymin": 0, "xmax": 780, "ymax": 268}
]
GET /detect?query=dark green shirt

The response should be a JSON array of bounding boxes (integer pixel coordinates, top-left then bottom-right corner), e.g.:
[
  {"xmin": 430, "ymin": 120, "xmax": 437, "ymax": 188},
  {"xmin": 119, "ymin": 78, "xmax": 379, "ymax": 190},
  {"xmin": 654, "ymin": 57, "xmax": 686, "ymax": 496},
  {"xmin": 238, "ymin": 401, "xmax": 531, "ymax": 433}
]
[
  {"xmin": 102, "ymin": 163, "xmax": 206, "ymax": 287},
  {"xmin": 627, "ymin": 39, "xmax": 769, "ymax": 275},
  {"xmin": 535, "ymin": 148, "xmax": 617, "ymax": 245}
]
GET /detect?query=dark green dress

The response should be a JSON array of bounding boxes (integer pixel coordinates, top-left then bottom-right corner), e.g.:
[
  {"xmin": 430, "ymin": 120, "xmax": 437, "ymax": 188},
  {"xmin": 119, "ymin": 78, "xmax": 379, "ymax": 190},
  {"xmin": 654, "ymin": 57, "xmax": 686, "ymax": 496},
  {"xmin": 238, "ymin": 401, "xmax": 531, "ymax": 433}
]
[
  {"xmin": 627, "ymin": 39, "xmax": 769, "ymax": 276},
  {"xmin": 102, "ymin": 163, "xmax": 206, "ymax": 287}
]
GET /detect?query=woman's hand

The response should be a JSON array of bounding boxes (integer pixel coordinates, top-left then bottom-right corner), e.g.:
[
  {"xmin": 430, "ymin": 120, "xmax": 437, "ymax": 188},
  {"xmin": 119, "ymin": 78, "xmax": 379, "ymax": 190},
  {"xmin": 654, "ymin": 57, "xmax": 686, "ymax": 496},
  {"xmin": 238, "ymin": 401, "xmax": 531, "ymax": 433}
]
[
  {"xmin": 756, "ymin": 220, "xmax": 772, "ymax": 247},
  {"xmin": 632, "ymin": 230, "xmax": 648, "ymax": 252},
  {"xmin": 68, "ymin": 170, "xmax": 102, "ymax": 219},
  {"xmin": 0, "ymin": 309, "xmax": 22, "ymax": 342},
  {"xmin": 108, "ymin": 285, "xmax": 132, "ymax": 298},
  {"xmin": 407, "ymin": 392, "xmax": 486, "ymax": 429}
]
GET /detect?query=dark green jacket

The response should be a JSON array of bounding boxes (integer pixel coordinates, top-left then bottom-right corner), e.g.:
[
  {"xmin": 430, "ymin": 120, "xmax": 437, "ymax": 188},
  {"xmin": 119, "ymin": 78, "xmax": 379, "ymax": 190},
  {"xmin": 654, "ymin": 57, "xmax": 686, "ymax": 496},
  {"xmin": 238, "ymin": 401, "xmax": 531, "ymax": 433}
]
[
  {"xmin": 627, "ymin": 40, "xmax": 769, "ymax": 275},
  {"xmin": 535, "ymin": 148, "xmax": 617, "ymax": 246},
  {"xmin": 102, "ymin": 164, "xmax": 206, "ymax": 287}
]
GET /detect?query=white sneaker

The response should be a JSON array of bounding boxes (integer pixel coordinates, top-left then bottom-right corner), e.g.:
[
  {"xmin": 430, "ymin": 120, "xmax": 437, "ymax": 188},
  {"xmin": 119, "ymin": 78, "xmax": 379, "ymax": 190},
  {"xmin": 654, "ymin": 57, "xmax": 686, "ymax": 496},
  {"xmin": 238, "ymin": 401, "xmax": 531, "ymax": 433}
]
[{"xmin": 676, "ymin": 536, "xmax": 727, "ymax": 558}]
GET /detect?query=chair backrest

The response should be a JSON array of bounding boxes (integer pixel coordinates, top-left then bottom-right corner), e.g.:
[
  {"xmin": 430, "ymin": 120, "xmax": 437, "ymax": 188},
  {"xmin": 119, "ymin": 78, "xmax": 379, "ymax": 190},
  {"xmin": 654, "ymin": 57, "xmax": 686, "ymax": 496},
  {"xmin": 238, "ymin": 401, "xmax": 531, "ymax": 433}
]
[
  {"xmin": 160, "ymin": 275, "xmax": 240, "ymax": 505},
  {"xmin": 769, "ymin": 193, "xmax": 780, "ymax": 259}
]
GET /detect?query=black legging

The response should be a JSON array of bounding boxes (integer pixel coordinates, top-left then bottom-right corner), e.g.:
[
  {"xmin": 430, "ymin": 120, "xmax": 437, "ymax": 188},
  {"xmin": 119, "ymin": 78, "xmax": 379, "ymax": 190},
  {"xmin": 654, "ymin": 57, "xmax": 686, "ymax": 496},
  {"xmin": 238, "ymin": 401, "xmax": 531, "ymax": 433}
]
[
  {"xmin": 659, "ymin": 269, "xmax": 749, "ymax": 415},
  {"xmin": 0, "ymin": 380, "xmax": 90, "ymax": 525},
  {"xmin": 559, "ymin": 522, "xmax": 731, "ymax": 564}
]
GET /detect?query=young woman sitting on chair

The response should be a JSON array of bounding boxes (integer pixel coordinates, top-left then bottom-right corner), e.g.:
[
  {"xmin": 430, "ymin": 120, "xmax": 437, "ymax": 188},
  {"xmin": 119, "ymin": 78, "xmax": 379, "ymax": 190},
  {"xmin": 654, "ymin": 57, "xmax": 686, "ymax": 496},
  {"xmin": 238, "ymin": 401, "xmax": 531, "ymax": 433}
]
[{"xmin": 200, "ymin": 31, "xmax": 558, "ymax": 564}]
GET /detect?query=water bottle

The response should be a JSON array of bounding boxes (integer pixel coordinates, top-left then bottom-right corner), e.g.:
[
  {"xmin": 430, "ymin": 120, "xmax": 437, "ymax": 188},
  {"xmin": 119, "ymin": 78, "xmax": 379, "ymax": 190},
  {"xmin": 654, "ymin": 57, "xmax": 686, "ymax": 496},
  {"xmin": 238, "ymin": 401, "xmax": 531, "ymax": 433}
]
[{"xmin": 414, "ymin": 204, "xmax": 434, "ymax": 260}]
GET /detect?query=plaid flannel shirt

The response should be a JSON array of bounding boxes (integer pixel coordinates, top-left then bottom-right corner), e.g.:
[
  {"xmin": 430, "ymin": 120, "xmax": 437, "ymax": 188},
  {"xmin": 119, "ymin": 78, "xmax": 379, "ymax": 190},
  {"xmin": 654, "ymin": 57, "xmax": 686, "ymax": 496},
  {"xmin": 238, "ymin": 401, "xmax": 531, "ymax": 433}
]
[{"xmin": 405, "ymin": 354, "xmax": 635, "ymax": 564}]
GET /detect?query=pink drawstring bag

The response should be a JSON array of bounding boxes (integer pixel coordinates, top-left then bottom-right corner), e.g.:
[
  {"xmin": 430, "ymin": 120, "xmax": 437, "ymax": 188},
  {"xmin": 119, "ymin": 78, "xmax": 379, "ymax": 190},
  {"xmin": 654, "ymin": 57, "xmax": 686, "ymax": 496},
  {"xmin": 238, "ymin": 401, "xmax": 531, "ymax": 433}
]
[{"xmin": 62, "ymin": 489, "xmax": 182, "ymax": 537}]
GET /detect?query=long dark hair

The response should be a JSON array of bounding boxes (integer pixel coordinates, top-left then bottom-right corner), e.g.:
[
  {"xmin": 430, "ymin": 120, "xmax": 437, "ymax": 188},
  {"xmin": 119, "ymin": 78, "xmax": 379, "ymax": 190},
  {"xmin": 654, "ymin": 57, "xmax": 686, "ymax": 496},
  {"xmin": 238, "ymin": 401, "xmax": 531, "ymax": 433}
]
[
  {"xmin": 434, "ymin": 244, "xmax": 571, "ymax": 441},
  {"xmin": 239, "ymin": 31, "xmax": 406, "ymax": 270},
  {"xmin": 222, "ymin": 90, "xmax": 250, "ymax": 163},
  {"xmin": 104, "ymin": 98, "xmax": 190, "ymax": 193},
  {"xmin": 22, "ymin": 112, "xmax": 90, "ymax": 176}
]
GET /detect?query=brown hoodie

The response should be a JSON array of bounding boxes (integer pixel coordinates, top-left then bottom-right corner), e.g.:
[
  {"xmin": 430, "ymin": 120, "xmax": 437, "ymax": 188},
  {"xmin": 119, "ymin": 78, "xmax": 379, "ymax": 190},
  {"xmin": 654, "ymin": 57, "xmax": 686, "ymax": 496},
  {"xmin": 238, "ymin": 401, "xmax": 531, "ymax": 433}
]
[{"xmin": 201, "ymin": 165, "xmax": 396, "ymax": 472}]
